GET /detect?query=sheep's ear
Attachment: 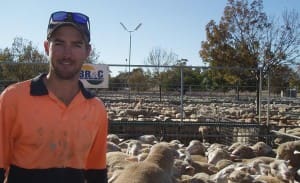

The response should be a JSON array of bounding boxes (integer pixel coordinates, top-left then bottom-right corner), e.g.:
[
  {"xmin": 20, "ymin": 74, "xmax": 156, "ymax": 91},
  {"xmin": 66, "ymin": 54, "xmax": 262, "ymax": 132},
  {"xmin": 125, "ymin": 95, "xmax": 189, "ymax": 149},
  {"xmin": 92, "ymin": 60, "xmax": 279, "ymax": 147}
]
[
  {"xmin": 208, "ymin": 165, "xmax": 219, "ymax": 174},
  {"xmin": 153, "ymin": 140, "xmax": 159, "ymax": 144},
  {"xmin": 294, "ymin": 150, "xmax": 300, "ymax": 154},
  {"xmin": 297, "ymin": 169, "xmax": 300, "ymax": 176},
  {"xmin": 125, "ymin": 156, "xmax": 138, "ymax": 162},
  {"xmin": 178, "ymin": 143, "xmax": 185, "ymax": 148}
]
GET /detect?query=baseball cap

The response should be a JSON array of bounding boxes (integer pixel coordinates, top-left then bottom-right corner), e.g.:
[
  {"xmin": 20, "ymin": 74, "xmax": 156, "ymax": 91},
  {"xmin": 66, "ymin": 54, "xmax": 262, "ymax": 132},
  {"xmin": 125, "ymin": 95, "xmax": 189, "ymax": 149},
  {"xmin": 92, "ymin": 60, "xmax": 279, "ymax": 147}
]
[{"xmin": 47, "ymin": 11, "xmax": 90, "ymax": 43}]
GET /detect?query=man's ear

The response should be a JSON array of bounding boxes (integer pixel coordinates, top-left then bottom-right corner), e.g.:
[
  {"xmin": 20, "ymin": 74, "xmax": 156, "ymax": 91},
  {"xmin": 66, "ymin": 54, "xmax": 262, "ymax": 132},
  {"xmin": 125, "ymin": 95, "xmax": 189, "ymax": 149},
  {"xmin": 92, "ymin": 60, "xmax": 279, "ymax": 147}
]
[
  {"xmin": 87, "ymin": 44, "xmax": 92, "ymax": 56},
  {"xmin": 44, "ymin": 40, "xmax": 50, "ymax": 56}
]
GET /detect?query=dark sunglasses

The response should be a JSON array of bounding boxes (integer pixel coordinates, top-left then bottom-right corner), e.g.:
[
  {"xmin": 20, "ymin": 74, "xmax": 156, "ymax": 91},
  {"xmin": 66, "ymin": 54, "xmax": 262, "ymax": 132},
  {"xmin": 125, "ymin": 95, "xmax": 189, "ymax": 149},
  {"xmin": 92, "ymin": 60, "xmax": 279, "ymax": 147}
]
[{"xmin": 49, "ymin": 11, "xmax": 90, "ymax": 29}]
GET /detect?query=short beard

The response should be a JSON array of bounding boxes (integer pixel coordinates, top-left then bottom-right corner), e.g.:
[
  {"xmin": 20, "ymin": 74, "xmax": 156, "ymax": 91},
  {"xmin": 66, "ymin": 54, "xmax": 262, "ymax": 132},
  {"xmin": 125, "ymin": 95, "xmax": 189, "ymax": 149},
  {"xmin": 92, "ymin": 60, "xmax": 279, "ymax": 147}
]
[
  {"xmin": 55, "ymin": 68, "xmax": 81, "ymax": 80},
  {"xmin": 51, "ymin": 65, "xmax": 82, "ymax": 80}
]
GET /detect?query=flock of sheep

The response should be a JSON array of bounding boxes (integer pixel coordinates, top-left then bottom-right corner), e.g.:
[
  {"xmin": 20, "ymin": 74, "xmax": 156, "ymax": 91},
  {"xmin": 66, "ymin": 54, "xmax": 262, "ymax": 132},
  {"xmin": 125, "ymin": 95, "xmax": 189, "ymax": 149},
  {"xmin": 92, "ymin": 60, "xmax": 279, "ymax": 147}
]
[
  {"xmin": 105, "ymin": 97, "xmax": 300, "ymax": 126},
  {"xmin": 103, "ymin": 96, "xmax": 300, "ymax": 182},
  {"xmin": 106, "ymin": 134, "xmax": 300, "ymax": 183}
]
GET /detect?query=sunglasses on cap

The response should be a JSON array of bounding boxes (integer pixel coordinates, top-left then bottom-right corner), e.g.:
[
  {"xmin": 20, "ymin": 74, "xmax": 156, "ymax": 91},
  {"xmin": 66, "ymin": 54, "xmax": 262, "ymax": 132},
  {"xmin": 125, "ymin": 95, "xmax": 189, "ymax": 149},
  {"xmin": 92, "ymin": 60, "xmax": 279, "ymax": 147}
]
[
  {"xmin": 50, "ymin": 11, "xmax": 90, "ymax": 26},
  {"xmin": 47, "ymin": 11, "xmax": 91, "ymax": 42}
]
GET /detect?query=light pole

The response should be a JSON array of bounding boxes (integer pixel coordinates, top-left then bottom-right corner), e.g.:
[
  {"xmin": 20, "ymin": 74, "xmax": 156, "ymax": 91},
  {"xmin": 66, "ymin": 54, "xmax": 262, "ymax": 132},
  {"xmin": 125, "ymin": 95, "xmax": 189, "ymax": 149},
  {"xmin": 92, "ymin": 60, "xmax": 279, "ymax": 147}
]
[
  {"xmin": 120, "ymin": 22, "xmax": 142, "ymax": 77},
  {"xmin": 120, "ymin": 22, "xmax": 142, "ymax": 102}
]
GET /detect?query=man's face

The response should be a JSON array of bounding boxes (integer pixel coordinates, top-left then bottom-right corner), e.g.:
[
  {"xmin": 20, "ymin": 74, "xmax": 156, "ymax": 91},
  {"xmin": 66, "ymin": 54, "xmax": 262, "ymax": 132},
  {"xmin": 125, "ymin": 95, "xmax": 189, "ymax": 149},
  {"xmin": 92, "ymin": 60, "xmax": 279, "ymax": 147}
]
[{"xmin": 44, "ymin": 25, "xmax": 91, "ymax": 80}]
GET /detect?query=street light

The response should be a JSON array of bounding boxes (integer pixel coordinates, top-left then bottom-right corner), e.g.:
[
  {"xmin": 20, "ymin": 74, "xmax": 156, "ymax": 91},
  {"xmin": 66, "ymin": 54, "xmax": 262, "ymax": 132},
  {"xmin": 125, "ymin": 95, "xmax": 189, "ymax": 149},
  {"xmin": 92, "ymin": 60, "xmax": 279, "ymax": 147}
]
[
  {"xmin": 120, "ymin": 22, "xmax": 142, "ymax": 102},
  {"xmin": 120, "ymin": 22, "xmax": 142, "ymax": 76}
]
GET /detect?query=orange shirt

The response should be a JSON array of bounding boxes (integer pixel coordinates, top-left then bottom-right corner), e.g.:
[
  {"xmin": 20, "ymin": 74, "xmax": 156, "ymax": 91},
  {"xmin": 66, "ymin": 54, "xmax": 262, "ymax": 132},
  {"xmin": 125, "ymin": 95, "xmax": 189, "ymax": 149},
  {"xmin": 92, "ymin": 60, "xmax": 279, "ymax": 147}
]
[{"xmin": 0, "ymin": 74, "xmax": 108, "ymax": 182}]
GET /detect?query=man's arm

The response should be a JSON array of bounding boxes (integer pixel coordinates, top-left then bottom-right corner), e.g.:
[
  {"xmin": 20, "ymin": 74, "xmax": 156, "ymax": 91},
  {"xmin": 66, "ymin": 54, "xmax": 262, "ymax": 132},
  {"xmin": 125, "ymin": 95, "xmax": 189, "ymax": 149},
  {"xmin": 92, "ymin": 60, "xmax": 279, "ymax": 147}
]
[
  {"xmin": 85, "ymin": 102, "xmax": 108, "ymax": 183},
  {"xmin": 0, "ymin": 87, "xmax": 17, "ymax": 183}
]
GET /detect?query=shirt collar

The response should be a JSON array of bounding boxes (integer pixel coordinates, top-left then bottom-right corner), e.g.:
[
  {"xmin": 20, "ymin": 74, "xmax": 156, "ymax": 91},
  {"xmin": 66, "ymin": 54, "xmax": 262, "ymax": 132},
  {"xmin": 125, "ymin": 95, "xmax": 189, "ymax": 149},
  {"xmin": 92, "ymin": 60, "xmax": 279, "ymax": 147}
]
[{"xmin": 30, "ymin": 73, "xmax": 95, "ymax": 99}]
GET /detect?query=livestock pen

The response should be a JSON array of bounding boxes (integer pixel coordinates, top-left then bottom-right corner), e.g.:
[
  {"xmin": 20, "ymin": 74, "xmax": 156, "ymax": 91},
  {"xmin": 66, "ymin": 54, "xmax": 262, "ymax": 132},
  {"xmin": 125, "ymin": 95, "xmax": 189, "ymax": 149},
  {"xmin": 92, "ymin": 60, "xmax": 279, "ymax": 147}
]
[
  {"xmin": 1, "ymin": 63, "xmax": 300, "ymax": 147},
  {"xmin": 108, "ymin": 120, "xmax": 299, "ymax": 147}
]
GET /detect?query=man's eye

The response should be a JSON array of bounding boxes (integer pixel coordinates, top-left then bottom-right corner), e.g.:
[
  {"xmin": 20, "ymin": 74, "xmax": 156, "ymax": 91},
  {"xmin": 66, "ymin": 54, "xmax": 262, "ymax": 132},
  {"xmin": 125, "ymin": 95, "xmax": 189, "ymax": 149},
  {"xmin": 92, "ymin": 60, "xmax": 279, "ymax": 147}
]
[
  {"xmin": 54, "ymin": 42, "xmax": 63, "ymax": 46},
  {"xmin": 75, "ymin": 44, "xmax": 83, "ymax": 48}
]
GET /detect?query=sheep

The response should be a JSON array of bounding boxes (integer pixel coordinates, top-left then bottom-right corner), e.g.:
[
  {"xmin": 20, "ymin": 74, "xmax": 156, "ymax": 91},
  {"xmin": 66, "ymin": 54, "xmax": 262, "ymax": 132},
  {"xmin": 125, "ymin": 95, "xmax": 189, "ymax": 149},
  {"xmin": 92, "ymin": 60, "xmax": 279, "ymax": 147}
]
[
  {"xmin": 230, "ymin": 144, "xmax": 255, "ymax": 159},
  {"xmin": 269, "ymin": 159, "xmax": 294, "ymax": 183},
  {"xmin": 207, "ymin": 147, "xmax": 231, "ymax": 165},
  {"xmin": 137, "ymin": 152, "xmax": 149, "ymax": 162},
  {"xmin": 106, "ymin": 151, "xmax": 135, "ymax": 179},
  {"xmin": 111, "ymin": 142, "xmax": 178, "ymax": 183},
  {"xmin": 189, "ymin": 154, "xmax": 208, "ymax": 163},
  {"xmin": 107, "ymin": 134, "xmax": 123, "ymax": 145},
  {"xmin": 215, "ymin": 159, "xmax": 234, "ymax": 170},
  {"xmin": 117, "ymin": 139, "xmax": 144, "ymax": 156},
  {"xmin": 198, "ymin": 126, "xmax": 220, "ymax": 143},
  {"xmin": 254, "ymin": 175, "xmax": 283, "ymax": 183},
  {"xmin": 211, "ymin": 161, "xmax": 263, "ymax": 183},
  {"xmin": 173, "ymin": 159, "xmax": 195, "ymax": 178},
  {"xmin": 104, "ymin": 123, "xmax": 300, "ymax": 182},
  {"xmin": 207, "ymin": 143, "xmax": 228, "ymax": 154},
  {"xmin": 227, "ymin": 169, "xmax": 255, "ymax": 183},
  {"xmin": 189, "ymin": 172, "xmax": 214, "ymax": 183},
  {"xmin": 138, "ymin": 134, "xmax": 158, "ymax": 144},
  {"xmin": 244, "ymin": 157, "xmax": 295, "ymax": 182},
  {"xmin": 244, "ymin": 156, "xmax": 275, "ymax": 176},
  {"xmin": 186, "ymin": 139, "xmax": 206, "ymax": 156},
  {"xmin": 187, "ymin": 160, "xmax": 218, "ymax": 176},
  {"xmin": 107, "ymin": 141, "xmax": 122, "ymax": 152},
  {"xmin": 228, "ymin": 142, "xmax": 243, "ymax": 152},
  {"xmin": 276, "ymin": 140, "xmax": 300, "ymax": 169},
  {"xmin": 251, "ymin": 141, "xmax": 276, "ymax": 157},
  {"xmin": 210, "ymin": 163, "xmax": 241, "ymax": 183},
  {"xmin": 169, "ymin": 139, "xmax": 185, "ymax": 150}
]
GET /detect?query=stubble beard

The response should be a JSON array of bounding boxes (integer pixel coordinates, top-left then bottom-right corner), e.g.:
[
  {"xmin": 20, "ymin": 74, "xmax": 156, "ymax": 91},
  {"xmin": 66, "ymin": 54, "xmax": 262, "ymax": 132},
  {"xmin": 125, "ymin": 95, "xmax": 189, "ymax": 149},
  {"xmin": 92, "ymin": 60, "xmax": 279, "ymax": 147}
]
[{"xmin": 51, "ymin": 62, "xmax": 82, "ymax": 81}]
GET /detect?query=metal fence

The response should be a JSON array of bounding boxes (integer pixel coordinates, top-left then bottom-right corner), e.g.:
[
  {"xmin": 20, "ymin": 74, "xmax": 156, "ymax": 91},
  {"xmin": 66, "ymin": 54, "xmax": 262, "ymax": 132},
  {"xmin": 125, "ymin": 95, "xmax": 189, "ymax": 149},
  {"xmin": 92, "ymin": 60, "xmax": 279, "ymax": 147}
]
[
  {"xmin": 1, "ymin": 62, "xmax": 300, "ymax": 146},
  {"xmin": 109, "ymin": 120, "xmax": 299, "ymax": 147}
]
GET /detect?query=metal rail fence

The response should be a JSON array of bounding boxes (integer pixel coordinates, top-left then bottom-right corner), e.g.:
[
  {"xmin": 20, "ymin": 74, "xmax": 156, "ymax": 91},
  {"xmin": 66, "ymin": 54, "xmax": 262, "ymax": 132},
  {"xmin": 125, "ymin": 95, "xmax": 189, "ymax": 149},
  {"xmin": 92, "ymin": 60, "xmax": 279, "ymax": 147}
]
[
  {"xmin": 2, "ymin": 62, "xmax": 300, "ymax": 147},
  {"xmin": 108, "ymin": 120, "xmax": 297, "ymax": 146}
]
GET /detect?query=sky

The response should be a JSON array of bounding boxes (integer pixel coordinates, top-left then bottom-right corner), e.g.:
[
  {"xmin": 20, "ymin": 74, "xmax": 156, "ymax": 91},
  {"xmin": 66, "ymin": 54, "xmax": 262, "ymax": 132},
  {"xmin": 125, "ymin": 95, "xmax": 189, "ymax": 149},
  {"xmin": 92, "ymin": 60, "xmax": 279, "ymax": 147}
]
[{"xmin": 1, "ymin": 0, "xmax": 300, "ymax": 76}]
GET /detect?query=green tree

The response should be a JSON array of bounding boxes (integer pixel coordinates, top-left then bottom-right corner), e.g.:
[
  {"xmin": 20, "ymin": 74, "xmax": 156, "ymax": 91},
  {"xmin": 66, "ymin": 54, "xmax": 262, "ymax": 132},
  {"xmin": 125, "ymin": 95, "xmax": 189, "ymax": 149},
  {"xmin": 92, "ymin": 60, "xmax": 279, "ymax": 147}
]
[
  {"xmin": 0, "ymin": 37, "xmax": 48, "ymax": 82},
  {"xmin": 11, "ymin": 37, "xmax": 47, "ymax": 63},
  {"xmin": 200, "ymin": 0, "xmax": 300, "ymax": 89},
  {"xmin": 109, "ymin": 71, "xmax": 128, "ymax": 90},
  {"xmin": 128, "ymin": 68, "xmax": 150, "ymax": 92},
  {"xmin": 159, "ymin": 60, "xmax": 202, "ymax": 92},
  {"xmin": 269, "ymin": 65, "xmax": 300, "ymax": 93},
  {"xmin": 0, "ymin": 48, "xmax": 14, "ymax": 62}
]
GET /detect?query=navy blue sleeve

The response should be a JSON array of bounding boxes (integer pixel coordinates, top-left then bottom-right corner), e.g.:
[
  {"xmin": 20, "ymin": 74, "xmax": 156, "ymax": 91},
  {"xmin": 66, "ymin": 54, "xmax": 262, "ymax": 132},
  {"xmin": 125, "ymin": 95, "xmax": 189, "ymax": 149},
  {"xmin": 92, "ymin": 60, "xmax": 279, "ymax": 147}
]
[
  {"xmin": 0, "ymin": 168, "xmax": 5, "ymax": 183},
  {"xmin": 85, "ymin": 169, "xmax": 107, "ymax": 183}
]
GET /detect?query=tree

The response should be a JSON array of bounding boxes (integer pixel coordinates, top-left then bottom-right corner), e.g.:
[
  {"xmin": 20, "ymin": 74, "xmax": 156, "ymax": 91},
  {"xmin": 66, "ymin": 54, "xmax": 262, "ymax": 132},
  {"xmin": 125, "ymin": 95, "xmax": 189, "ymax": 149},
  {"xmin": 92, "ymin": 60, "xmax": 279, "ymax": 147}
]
[
  {"xmin": 86, "ymin": 45, "xmax": 101, "ymax": 64},
  {"xmin": 128, "ymin": 68, "xmax": 150, "ymax": 92},
  {"xmin": 144, "ymin": 47, "xmax": 178, "ymax": 91},
  {"xmin": 0, "ymin": 37, "xmax": 48, "ymax": 82},
  {"xmin": 0, "ymin": 48, "xmax": 14, "ymax": 62},
  {"xmin": 199, "ymin": 0, "xmax": 300, "ymax": 88},
  {"xmin": 159, "ymin": 60, "xmax": 203, "ymax": 92},
  {"xmin": 109, "ymin": 71, "xmax": 128, "ymax": 90},
  {"xmin": 11, "ymin": 37, "xmax": 47, "ymax": 63},
  {"xmin": 269, "ymin": 65, "xmax": 300, "ymax": 93},
  {"xmin": 144, "ymin": 47, "xmax": 178, "ymax": 75}
]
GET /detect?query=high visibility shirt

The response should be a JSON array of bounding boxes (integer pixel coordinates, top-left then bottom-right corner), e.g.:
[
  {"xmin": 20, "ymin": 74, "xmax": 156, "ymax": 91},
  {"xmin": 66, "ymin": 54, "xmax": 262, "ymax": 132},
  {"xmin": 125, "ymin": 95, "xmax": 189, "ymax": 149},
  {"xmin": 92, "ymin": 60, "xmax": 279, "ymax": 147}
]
[{"xmin": 0, "ymin": 74, "xmax": 108, "ymax": 183}]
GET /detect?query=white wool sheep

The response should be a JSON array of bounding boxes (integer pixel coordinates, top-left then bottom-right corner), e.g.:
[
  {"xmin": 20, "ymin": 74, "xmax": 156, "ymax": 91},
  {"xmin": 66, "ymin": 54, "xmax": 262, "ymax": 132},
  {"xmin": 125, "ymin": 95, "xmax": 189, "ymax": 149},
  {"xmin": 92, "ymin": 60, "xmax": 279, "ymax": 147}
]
[{"xmin": 111, "ymin": 142, "xmax": 178, "ymax": 183}]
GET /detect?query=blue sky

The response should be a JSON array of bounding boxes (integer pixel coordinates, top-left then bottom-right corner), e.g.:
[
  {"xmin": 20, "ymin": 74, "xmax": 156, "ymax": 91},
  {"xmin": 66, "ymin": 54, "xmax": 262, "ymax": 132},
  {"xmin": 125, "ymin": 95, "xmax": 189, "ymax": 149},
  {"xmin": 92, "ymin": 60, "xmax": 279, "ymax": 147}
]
[{"xmin": 1, "ymin": 0, "xmax": 299, "ymax": 76}]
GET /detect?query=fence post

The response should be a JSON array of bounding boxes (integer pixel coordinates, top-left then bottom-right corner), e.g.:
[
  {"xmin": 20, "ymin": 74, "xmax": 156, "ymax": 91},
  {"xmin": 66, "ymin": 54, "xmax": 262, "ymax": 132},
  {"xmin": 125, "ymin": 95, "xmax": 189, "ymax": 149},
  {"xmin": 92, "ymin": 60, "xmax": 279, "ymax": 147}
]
[
  {"xmin": 258, "ymin": 66, "xmax": 262, "ymax": 124},
  {"xmin": 180, "ymin": 65, "xmax": 184, "ymax": 125}
]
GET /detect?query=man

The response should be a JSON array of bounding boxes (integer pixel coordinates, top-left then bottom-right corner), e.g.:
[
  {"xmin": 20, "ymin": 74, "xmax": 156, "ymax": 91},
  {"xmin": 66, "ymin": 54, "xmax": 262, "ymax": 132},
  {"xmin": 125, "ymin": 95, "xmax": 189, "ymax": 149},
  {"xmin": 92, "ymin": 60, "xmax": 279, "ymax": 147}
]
[{"xmin": 0, "ymin": 11, "xmax": 108, "ymax": 183}]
